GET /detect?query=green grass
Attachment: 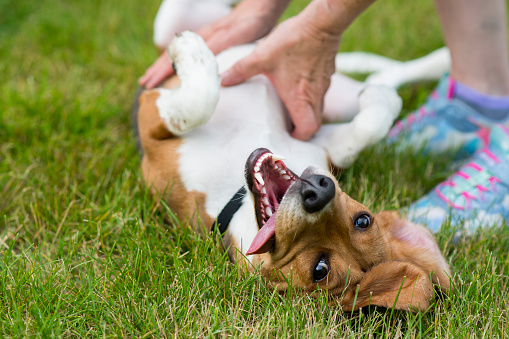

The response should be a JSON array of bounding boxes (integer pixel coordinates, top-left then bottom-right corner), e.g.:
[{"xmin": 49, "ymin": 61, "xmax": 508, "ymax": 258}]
[{"xmin": 1, "ymin": 0, "xmax": 508, "ymax": 337}]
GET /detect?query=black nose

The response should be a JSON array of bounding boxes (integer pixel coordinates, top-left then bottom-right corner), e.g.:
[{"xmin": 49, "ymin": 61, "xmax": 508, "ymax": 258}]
[{"xmin": 300, "ymin": 175, "xmax": 336, "ymax": 213}]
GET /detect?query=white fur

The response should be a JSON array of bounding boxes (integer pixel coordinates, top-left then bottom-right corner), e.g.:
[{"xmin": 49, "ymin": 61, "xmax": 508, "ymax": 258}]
[
  {"xmin": 153, "ymin": 0, "xmax": 238, "ymax": 49},
  {"xmin": 156, "ymin": 32, "xmax": 220, "ymax": 135},
  {"xmin": 154, "ymin": 32, "xmax": 449, "ymax": 260},
  {"xmin": 313, "ymin": 86, "xmax": 402, "ymax": 168},
  {"xmin": 366, "ymin": 47, "xmax": 451, "ymax": 88}
]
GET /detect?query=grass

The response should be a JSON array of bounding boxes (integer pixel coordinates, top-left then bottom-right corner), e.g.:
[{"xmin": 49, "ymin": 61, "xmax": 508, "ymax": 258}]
[{"xmin": 1, "ymin": 0, "xmax": 508, "ymax": 337}]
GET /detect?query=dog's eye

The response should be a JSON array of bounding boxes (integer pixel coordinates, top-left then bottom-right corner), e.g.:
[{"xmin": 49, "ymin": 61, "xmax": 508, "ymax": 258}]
[
  {"xmin": 313, "ymin": 257, "xmax": 329, "ymax": 282},
  {"xmin": 353, "ymin": 213, "xmax": 372, "ymax": 229}
]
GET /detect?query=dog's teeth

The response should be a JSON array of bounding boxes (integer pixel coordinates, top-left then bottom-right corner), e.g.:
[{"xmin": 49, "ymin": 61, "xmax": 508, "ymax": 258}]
[
  {"xmin": 266, "ymin": 207, "xmax": 273, "ymax": 217},
  {"xmin": 274, "ymin": 164, "xmax": 279, "ymax": 170},
  {"xmin": 271, "ymin": 154, "xmax": 285, "ymax": 163},
  {"xmin": 283, "ymin": 175, "xmax": 291, "ymax": 181},
  {"xmin": 255, "ymin": 172, "xmax": 264, "ymax": 185},
  {"xmin": 261, "ymin": 187, "xmax": 266, "ymax": 194},
  {"xmin": 279, "ymin": 170, "xmax": 287, "ymax": 175},
  {"xmin": 254, "ymin": 165, "xmax": 260, "ymax": 172},
  {"xmin": 263, "ymin": 197, "xmax": 269, "ymax": 206}
]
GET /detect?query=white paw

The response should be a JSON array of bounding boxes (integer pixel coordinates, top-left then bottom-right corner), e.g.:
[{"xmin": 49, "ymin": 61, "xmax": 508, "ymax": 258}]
[
  {"xmin": 168, "ymin": 31, "xmax": 219, "ymax": 82},
  {"xmin": 157, "ymin": 31, "xmax": 220, "ymax": 135},
  {"xmin": 312, "ymin": 85, "xmax": 402, "ymax": 168},
  {"xmin": 355, "ymin": 85, "xmax": 402, "ymax": 142}
]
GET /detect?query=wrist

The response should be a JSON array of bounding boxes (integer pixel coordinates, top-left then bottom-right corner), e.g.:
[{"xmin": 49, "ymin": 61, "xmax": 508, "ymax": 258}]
[
  {"xmin": 299, "ymin": 0, "xmax": 376, "ymax": 36},
  {"xmin": 241, "ymin": 0, "xmax": 291, "ymax": 21}
]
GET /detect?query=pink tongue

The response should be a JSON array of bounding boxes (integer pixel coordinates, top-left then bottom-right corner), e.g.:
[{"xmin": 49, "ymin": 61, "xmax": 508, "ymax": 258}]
[{"xmin": 246, "ymin": 211, "xmax": 277, "ymax": 255}]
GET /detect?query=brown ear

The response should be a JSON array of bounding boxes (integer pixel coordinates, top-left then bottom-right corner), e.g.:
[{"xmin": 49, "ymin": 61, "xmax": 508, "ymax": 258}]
[
  {"xmin": 376, "ymin": 211, "xmax": 451, "ymax": 294},
  {"xmin": 342, "ymin": 261, "xmax": 434, "ymax": 312}
]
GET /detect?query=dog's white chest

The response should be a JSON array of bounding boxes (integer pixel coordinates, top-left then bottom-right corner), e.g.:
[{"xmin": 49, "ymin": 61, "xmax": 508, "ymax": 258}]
[{"xmin": 177, "ymin": 75, "xmax": 328, "ymax": 219}]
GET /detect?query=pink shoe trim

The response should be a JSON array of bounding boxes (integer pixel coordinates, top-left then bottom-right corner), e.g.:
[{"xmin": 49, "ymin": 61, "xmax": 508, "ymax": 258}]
[
  {"xmin": 441, "ymin": 180, "xmax": 455, "ymax": 187},
  {"xmin": 500, "ymin": 124, "xmax": 509, "ymax": 137},
  {"xmin": 435, "ymin": 188, "xmax": 464, "ymax": 210},
  {"xmin": 456, "ymin": 171, "xmax": 470, "ymax": 180},
  {"xmin": 476, "ymin": 126, "xmax": 491, "ymax": 148},
  {"xmin": 477, "ymin": 185, "xmax": 489, "ymax": 192},
  {"xmin": 447, "ymin": 77, "xmax": 455, "ymax": 100},
  {"xmin": 461, "ymin": 192, "xmax": 477, "ymax": 208},
  {"xmin": 489, "ymin": 177, "xmax": 501, "ymax": 185},
  {"xmin": 483, "ymin": 148, "xmax": 501, "ymax": 163},
  {"xmin": 465, "ymin": 162, "xmax": 483, "ymax": 171}
]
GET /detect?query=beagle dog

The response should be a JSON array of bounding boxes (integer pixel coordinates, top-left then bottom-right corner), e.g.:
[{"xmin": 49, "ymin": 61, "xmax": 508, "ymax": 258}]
[{"xmin": 136, "ymin": 31, "xmax": 451, "ymax": 311}]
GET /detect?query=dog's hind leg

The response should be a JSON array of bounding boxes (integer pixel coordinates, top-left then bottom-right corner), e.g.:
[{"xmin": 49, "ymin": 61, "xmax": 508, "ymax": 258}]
[
  {"xmin": 312, "ymin": 85, "xmax": 402, "ymax": 168},
  {"xmin": 322, "ymin": 73, "xmax": 365, "ymax": 123},
  {"xmin": 366, "ymin": 47, "xmax": 450, "ymax": 88},
  {"xmin": 155, "ymin": 31, "xmax": 220, "ymax": 136},
  {"xmin": 323, "ymin": 48, "xmax": 450, "ymax": 124}
]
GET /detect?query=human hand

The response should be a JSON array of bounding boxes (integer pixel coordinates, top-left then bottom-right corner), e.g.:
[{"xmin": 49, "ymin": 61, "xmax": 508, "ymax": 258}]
[
  {"xmin": 199, "ymin": 0, "xmax": 287, "ymax": 55},
  {"xmin": 221, "ymin": 16, "xmax": 341, "ymax": 140},
  {"xmin": 139, "ymin": 0, "xmax": 289, "ymax": 89},
  {"xmin": 138, "ymin": 50, "xmax": 174, "ymax": 89}
]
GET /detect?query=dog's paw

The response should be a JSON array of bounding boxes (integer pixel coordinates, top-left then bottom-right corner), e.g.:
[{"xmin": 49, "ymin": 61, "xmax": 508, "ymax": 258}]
[
  {"xmin": 169, "ymin": 31, "xmax": 219, "ymax": 83},
  {"xmin": 156, "ymin": 31, "xmax": 220, "ymax": 135},
  {"xmin": 353, "ymin": 86, "xmax": 402, "ymax": 142},
  {"xmin": 358, "ymin": 85, "xmax": 402, "ymax": 119}
]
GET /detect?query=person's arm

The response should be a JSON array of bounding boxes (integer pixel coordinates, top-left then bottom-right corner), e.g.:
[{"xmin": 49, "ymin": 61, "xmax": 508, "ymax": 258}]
[
  {"xmin": 221, "ymin": 0, "xmax": 376, "ymax": 140},
  {"xmin": 139, "ymin": 0, "xmax": 291, "ymax": 89}
]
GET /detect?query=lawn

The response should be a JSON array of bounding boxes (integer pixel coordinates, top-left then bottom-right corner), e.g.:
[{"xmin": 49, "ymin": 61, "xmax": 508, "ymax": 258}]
[{"xmin": 1, "ymin": 0, "xmax": 508, "ymax": 337}]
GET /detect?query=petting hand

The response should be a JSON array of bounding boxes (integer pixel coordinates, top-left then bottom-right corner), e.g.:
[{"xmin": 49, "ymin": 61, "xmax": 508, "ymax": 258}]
[
  {"xmin": 198, "ymin": 0, "xmax": 287, "ymax": 55},
  {"xmin": 221, "ymin": 16, "xmax": 341, "ymax": 141},
  {"xmin": 139, "ymin": 0, "xmax": 289, "ymax": 89},
  {"xmin": 138, "ymin": 50, "xmax": 174, "ymax": 89}
]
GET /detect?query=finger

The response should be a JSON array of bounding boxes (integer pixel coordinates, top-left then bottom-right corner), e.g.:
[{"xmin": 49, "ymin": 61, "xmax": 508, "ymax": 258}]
[
  {"xmin": 205, "ymin": 32, "xmax": 235, "ymax": 55},
  {"xmin": 141, "ymin": 59, "xmax": 174, "ymax": 89},
  {"xmin": 139, "ymin": 51, "xmax": 174, "ymax": 88},
  {"xmin": 288, "ymin": 103, "xmax": 321, "ymax": 141},
  {"xmin": 138, "ymin": 64, "xmax": 157, "ymax": 86},
  {"xmin": 221, "ymin": 54, "xmax": 265, "ymax": 86},
  {"xmin": 145, "ymin": 63, "xmax": 174, "ymax": 89},
  {"xmin": 197, "ymin": 24, "xmax": 214, "ymax": 41}
]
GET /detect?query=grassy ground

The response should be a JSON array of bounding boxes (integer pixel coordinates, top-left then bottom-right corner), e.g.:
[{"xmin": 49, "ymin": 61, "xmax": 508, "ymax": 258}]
[{"xmin": 1, "ymin": 0, "xmax": 508, "ymax": 337}]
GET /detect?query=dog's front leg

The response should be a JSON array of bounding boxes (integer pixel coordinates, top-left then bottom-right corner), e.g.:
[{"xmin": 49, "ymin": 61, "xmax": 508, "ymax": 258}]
[
  {"xmin": 156, "ymin": 31, "xmax": 220, "ymax": 136},
  {"xmin": 312, "ymin": 85, "xmax": 402, "ymax": 168}
]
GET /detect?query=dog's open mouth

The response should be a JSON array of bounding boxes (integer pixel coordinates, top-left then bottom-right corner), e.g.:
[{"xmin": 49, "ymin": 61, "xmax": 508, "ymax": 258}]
[{"xmin": 245, "ymin": 148, "xmax": 298, "ymax": 254}]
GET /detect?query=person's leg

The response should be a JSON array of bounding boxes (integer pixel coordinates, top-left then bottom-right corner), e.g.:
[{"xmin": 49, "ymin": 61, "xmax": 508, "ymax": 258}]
[
  {"xmin": 389, "ymin": 0, "xmax": 509, "ymax": 156},
  {"xmin": 404, "ymin": 1, "xmax": 509, "ymax": 233},
  {"xmin": 435, "ymin": 0, "xmax": 509, "ymax": 96}
]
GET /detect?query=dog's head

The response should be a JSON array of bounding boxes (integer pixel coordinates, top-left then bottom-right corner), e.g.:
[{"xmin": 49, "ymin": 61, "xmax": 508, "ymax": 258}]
[{"xmin": 245, "ymin": 148, "xmax": 450, "ymax": 312}]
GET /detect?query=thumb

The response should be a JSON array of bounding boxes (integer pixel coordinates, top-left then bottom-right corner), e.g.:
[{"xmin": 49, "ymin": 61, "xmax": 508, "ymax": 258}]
[{"xmin": 221, "ymin": 55, "xmax": 264, "ymax": 86}]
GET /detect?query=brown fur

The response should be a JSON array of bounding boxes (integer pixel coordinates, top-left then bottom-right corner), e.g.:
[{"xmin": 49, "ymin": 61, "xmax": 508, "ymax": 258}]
[
  {"xmin": 251, "ymin": 176, "xmax": 450, "ymax": 312},
  {"xmin": 137, "ymin": 80, "xmax": 450, "ymax": 312},
  {"xmin": 138, "ymin": 88, "xmax": 213, "ymax": 230}
]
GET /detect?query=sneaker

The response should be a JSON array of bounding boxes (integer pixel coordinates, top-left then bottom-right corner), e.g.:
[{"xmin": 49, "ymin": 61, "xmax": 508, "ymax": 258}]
[
  {"xmin": 388, "ymin": 74, "xmax": 494, "ymax": 158},
  {"xmin": 406, "ymin": 124, "xmax": 509, "ymax": 233}
]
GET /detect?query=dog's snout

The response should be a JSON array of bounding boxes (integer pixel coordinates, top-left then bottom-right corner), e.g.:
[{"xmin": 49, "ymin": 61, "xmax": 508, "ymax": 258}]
[{"xmin": 300, "ymin": 175, "xmax": 335, "ymax": 213}]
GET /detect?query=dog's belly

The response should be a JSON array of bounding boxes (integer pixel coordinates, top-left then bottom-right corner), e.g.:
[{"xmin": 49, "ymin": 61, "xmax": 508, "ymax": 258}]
[{"xmin": 177, "ymin": 75, "xmax": 328, "ymax": 219}]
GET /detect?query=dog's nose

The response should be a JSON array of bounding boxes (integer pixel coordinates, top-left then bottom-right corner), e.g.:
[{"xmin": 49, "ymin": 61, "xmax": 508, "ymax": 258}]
[{"xmin": 300, "ymin": 175, "xmax": 335, "ymax": 213}]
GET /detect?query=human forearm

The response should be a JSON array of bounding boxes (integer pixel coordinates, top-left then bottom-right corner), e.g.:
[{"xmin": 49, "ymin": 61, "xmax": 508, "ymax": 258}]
[
  {"xmin": 300, "ymin": 0, "xmax": 377, "ymax": 36},
  {"xmin": 234, "ymin": 0, "xmax": 292, "ymax": 31}
]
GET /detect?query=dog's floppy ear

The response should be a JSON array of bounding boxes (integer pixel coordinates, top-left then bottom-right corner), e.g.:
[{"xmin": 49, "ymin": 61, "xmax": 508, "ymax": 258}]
[
  {"xmin": 377, "ymin": 211, "xmax": 451, "ymax": 294},
  {"xmin": 341, "ymin": 211, "xmax": 451, "ymax": 312},
  {"xmin": 341, "ymin": 261, "xmax": 434, "ymax": 312}
]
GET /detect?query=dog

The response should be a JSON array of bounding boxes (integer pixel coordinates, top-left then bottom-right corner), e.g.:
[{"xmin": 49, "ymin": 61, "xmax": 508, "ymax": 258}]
[{"xmin": 136, "ymin": 31, "xmax": 451, "ymax": 312}]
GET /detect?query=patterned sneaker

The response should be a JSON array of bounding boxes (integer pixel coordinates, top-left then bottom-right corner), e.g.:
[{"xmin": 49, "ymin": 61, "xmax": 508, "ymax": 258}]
[
  {"xmin": 388, "ymin": 74, "xmax": 494, "ymax": 158},
  {"xmin": 406, "ymin": 124, "xmax": 509, "ymax": 233}
]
